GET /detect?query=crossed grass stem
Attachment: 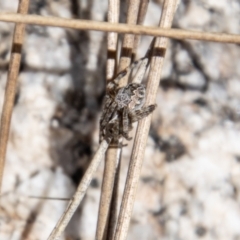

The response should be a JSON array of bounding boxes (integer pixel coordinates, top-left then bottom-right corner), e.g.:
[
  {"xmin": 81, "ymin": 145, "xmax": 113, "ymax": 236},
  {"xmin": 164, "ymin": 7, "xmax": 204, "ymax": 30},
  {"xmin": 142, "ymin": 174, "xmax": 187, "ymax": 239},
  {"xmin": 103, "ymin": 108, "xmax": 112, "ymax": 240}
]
[{"xmin": 0, "ymin": 0, "xmax": 239, "ymax": 239}]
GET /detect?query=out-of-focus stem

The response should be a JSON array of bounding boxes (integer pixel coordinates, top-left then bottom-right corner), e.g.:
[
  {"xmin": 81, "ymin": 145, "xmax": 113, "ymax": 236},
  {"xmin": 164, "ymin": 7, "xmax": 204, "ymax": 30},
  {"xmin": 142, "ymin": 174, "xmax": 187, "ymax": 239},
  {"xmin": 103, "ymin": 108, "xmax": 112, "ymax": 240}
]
[
  {"xmin": 0, "ymin": 13, "xmax": 239, "ymax": 44},
  {"xmin": 113, "ymin": 1, "xmax": 179, "ymax": 240},
  {"xmin": 118, "ymin": 0, "xmax": 141, "ymax": 87},
  {"xmin": 95, "ymin": 0, "xmax": 120, "ymax": 239},
  {"xmin": 0, "ymin": 0, "xmax": 30, "ymax": 194},
  {"xmin": 132, "ymin": 0, "xmax": 150, "ymax": 59},
  {"xmin": 48, "ymin": 140, "xmax": 109, "ymax": 240}
]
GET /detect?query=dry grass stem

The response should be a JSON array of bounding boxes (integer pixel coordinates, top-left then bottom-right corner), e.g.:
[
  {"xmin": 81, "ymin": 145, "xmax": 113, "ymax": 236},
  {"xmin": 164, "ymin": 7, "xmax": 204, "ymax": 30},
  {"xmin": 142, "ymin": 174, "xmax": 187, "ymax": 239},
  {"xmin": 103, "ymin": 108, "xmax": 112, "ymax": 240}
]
[
  {"xmin": 97, "ymin": 1, "xmax": 147, "ymax": 238},
  {"xmin": 113, "ymin": 0, "xmax": 178, "ymax": 240},
  {"xmin": 132, "ymin": 0, "xmax": 150, "ymax": 58},
  {"xmin": 106, "ymin": 0, "xmax": 120, "ymax": 81},
  {"xmin": 0, "ymin": 13, "xmax": 240, "ymax": 44},
  {"xmin": 96, "ymin": 147, "xmax": 121, "ymax": 240},
  {"xmin": 107, "ymin": 154, "xmax": 121, "ymax": 240},
  {"xmin": 0, "ymin": 0, "xmax": 30, "ymax": 194},
  {"xmin": 48, "ymin": 140, "xmax": 109, "ymax": 240},
  {"xmin": 118, "ymin": 0, "xmax": 141, "ymax": 87},
  {"xmin": 0, "ymin": 0, "xmax": 238, "ymax": 239},
  {"xmin": 95, "ymin": 0, "xmax": 120, "ymax": 238},
  {"xmin": 100, "ymin": 1, "xmax": 147, "ymax": 238},
  {"xmin": 106, "ymin": 1, "xmax": 150, "ymax": 237}
]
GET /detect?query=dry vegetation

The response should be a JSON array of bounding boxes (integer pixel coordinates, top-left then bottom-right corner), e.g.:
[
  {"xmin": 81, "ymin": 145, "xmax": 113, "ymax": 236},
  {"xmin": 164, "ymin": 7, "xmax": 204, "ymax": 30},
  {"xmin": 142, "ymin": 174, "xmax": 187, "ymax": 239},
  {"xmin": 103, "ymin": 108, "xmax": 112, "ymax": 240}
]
[{"xmin": 1, "ymin": 0, "xmax": 240, "ymax": 239}]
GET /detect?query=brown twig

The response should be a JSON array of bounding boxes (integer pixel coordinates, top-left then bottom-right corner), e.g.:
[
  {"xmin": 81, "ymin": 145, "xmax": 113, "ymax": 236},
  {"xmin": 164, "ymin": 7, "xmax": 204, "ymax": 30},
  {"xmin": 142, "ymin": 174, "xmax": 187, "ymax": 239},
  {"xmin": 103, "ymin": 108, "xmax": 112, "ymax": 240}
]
[
  {"xmin": 118, "ymin": 0, "xmax": 141, "ymax": 87},
  {"xmin": 0, "ymin": 13, "xmax": 240, "ymax": 44},
  {"xmin": 95, "ymin": 1, "xmax": 120, "ymax": 239},
  {"xmin": 113, "ymin": 0, "xmax": 179, "ymax": 240},
  {"xmin": 106, "ymin": 0, "xmax": 120, "ymax": 81},
  {"xmin": 105, "ymin": 1, "xmax": 150, "ymax": 238},
  {"xmin": 0, "ymin": 0, "xmax": 30, "ymax": 194},
  {"xmin": 96, "ymin": 146, "xmax": 121, "ymax": 240},
  {"xmin": 132, "ymin": 0, "xmax": 150, "ymax": 59},
  {"xmin": 97, "ymin": 1, "xmax": 143, "ymax": 239},
  {"xmin": 48, "ymin": 140, "xmax": 109, "ymax": 240},
  {"xmin": 107, "ymin": 151, "xmax": 121, "ymax": 240}
]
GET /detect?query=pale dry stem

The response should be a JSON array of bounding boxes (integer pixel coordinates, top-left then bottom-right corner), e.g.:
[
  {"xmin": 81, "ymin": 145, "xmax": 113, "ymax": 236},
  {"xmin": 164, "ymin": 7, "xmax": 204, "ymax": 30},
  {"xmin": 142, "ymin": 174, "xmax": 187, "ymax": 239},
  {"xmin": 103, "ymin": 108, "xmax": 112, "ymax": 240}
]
[
  {"xmin": 95, "ymin": 1, "xmax": 120, "ymax": 239},
  {"xmin": 106, "ymin": 153, "xmax": 121, "ymax": 240},
  {"xmin": 97, "ymin": 1, "xmax": 147, "ymax": 239},
  {"xmin": 0, "ymin": 1, "xmax": 239, "ymax": 239},
  {"xmin": 106, "ymin": 1, "xmax": 150, "ymax": 238},
  {"xmin": 98, "ymin": 0, "xmax": 143, "ymax": 238},
  {"xmin": 118, "ymin": 0, "xmax": 141, "ymax": 87},
  {"xmin": 132, "ymin": 0, "xmax": 150, "ymax": 58},
  {"xmin": 106, "ymin": 0, "xmax": 120, "ymax": 81},
  {"xmin": 0, "ymin": 0, "xmax": 30, "ymax": 195},
  {"xmin": 113, "ymin": 1, "xmax": 179, "ymax": 240},
  {"xmin": 48, "ymin": 140, "xmax": 109, "ymax": 240},
  {"xmin": 0, "ymin": 13, "xmax": 240, "ymax": 44},
  {"xmin": 100, "ymin": 1, "xmax": 146, "ymax": 238},
  {"xmin": 96, "ymin": 146, "xmax": 121, "ymax": 240}
]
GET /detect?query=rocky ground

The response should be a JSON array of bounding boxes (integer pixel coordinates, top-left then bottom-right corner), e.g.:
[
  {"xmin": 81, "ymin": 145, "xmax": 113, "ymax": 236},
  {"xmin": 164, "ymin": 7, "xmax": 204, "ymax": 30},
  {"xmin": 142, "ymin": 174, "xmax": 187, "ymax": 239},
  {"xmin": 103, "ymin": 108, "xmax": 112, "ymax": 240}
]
[{"xmin": 0, "ymin": 0, "xmax": 240, "ymax": 239}]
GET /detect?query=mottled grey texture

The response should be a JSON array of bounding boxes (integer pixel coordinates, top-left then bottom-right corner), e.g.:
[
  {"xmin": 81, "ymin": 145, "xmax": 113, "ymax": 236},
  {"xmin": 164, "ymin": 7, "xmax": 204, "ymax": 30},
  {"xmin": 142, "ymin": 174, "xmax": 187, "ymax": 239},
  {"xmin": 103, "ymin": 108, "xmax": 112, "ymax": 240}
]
[{"xmin": 0, "ymin": 0, "xmax": 240, "ymax": 240}]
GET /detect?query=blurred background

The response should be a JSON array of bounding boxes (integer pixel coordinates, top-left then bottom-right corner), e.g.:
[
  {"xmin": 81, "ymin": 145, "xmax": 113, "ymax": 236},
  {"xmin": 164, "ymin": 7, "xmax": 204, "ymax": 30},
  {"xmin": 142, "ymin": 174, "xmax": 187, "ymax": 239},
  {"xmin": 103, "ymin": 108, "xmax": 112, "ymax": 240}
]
[{"xmin": 1, "ymin": 0, "xmax": 240, "ymax": 239}]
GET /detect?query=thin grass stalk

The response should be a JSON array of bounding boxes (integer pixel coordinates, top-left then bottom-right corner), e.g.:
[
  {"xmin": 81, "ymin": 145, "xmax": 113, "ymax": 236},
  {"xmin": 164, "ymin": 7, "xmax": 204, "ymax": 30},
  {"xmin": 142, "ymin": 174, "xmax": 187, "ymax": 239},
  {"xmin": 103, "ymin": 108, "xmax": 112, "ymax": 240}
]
[
  {"xmin": 106, "ymin": 150, "xmax": 121, "ymax": 240},
  {"xmin": 98, "ymin": 1, "xmax": 143, "ymax": 238},
  {"xmin": 95, "ymin": 1, "xmax": 120, "ymax": 239},
  {"xmin": 0, "ymin": 0, "xmax": 30, "ymax": 194},
  {"xmin": 48, "ymin": 140, "xmax": 109, "ymax": 240},
  {"xmin": 106, "ymin": 0, "xmax": 119, "ymax": 81},
  {"xmin": 97, "ymin": 146, "xmax": 121, "ymax": 240},
  {"xmin": 118, "ymin": 0, "xmax": 141, "ymax": 87},
  {"xmin": 132, "ymin": 0, "xmax": 150, "ymax": 59},
  {"xmin": 0, "ymin": 13, "xmax": 240, "ymax": 44},
  {"xmin": 113, "ymin": 1, "xmax": 179, "ymax": 240},
  {"xmin": 105, "ymin": 1, "xmax": 150, "ymax": 238}
]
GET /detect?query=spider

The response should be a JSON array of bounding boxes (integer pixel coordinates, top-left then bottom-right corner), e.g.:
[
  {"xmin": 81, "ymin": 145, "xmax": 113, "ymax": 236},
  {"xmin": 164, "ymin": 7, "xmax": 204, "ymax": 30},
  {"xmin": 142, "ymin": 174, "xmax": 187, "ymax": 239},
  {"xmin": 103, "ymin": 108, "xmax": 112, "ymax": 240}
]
[{"xmin": 99, "ymin": 57, "xmax": 156, "ymax": 143}]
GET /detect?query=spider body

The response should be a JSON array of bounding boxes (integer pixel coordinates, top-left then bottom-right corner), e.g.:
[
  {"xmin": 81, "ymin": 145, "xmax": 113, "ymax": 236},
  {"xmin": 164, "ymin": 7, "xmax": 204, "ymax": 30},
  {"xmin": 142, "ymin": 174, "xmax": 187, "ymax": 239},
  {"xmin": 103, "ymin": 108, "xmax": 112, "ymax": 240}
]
[{"xmin": 100, "ymin": 59, "xmax": 156, "ymax": 143}]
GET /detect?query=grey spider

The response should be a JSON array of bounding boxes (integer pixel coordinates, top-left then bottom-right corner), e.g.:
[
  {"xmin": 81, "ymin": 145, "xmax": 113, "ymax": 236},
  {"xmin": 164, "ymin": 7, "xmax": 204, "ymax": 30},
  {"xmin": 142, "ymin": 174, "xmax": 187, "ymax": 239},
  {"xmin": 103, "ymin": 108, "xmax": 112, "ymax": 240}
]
[{"xmin": 99, "ymin": 58, "xmax": 156, "ymax": 143}]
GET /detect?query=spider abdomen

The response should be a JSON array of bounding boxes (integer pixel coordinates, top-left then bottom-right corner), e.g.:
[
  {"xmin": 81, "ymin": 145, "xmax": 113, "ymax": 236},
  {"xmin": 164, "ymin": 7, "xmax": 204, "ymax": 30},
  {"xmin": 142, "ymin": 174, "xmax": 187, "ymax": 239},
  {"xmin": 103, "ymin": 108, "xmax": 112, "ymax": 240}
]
[
  {"xmin": 115, "ymin": 88, "xmax": 131, "ymax": 109},
  {"xmin": 127, "ymin": 83, "xmax": 146, "ymax": 110}
]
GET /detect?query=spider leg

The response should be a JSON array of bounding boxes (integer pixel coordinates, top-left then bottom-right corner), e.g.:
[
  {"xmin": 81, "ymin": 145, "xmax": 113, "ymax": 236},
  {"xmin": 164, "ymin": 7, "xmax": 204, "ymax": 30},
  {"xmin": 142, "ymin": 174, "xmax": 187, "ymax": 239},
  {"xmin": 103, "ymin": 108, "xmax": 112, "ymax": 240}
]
[
  {"xmin": 100, "ymin": 101, "xmax": 117, "ymax": 128},
  {"xmin": 100, "ymin": 96, "xmax": 112, "ymax": 124},
  {"xmin": 106, "ymin": 69, "xmax": 128, "ymax": 92},
  {"xmin": 129, "ymin": 104, "xmax": 157, "ymax": 123},
  {"xmin": 131, "ymin": 58, "xmax": 149, "ymax": 84},
  {"xmin": 99, "ymin": 100, "xmax": 118, "ymax": 142},
  {"xmin": 113, "ymin": 70, "xmax": 128, "ymax": 84},
  {"xmin": 112, "ymin": 118, "xmax": 120, "ymax": 142},
  {"xmin": 108, "ymin": 56, "xmax": 149, "ymax": 90},
  {"xmin": 122, "ymin": 107, "xmax": 132, "ymax": 141},
  {"xmin": 99, "ymin": 96, "xmax": 112, "ymax": 140},
  {"xmin": 110, "ymin": 37, "xmax": 154, "ymax": 88},
  {"xmin": 105, "ymin": 116, "xmax": 120, "ymax": 143}
]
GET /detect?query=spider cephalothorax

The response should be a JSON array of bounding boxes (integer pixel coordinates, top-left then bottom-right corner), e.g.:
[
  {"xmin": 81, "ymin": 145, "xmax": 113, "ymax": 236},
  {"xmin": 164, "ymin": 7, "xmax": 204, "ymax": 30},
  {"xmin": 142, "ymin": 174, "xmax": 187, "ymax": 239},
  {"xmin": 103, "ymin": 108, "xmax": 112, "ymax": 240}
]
[{"xmin": 100, "ymin": 58, "xmax": 156, "ymax": 143}]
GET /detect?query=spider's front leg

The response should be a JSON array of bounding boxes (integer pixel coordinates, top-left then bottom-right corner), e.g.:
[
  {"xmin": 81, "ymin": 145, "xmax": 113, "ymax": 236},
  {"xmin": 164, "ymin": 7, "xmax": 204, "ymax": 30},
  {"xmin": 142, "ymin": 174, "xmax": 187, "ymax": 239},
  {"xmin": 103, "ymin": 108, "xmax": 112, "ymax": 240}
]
[
  {"xmin": 100, "ymin": 100, "xmax": 118, "ymax": 128},
  {"xmin": 99, "ymin": 98, "xmax": 118, "ymax": 142},
  {"xmin": 105, "ymin": 116, "xmax": 121, "ymax": 143},
  {"xmin": 122, "ymin": 107, "xmax": 132, "ymax": 141},
  {"xmin": 100, "ymin": 96, "xmax": 112, "ymax": 124},
  {"xmin": 129, "ymin": 104, "xmax": 157, "ymax": 123},
  {"xmin": 109, "ymin": 56, "xmax": 148, "ymax": 89},
  {"xmin": 106, "ymin": 69, "xmax": 128, "ymax": 94}
]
